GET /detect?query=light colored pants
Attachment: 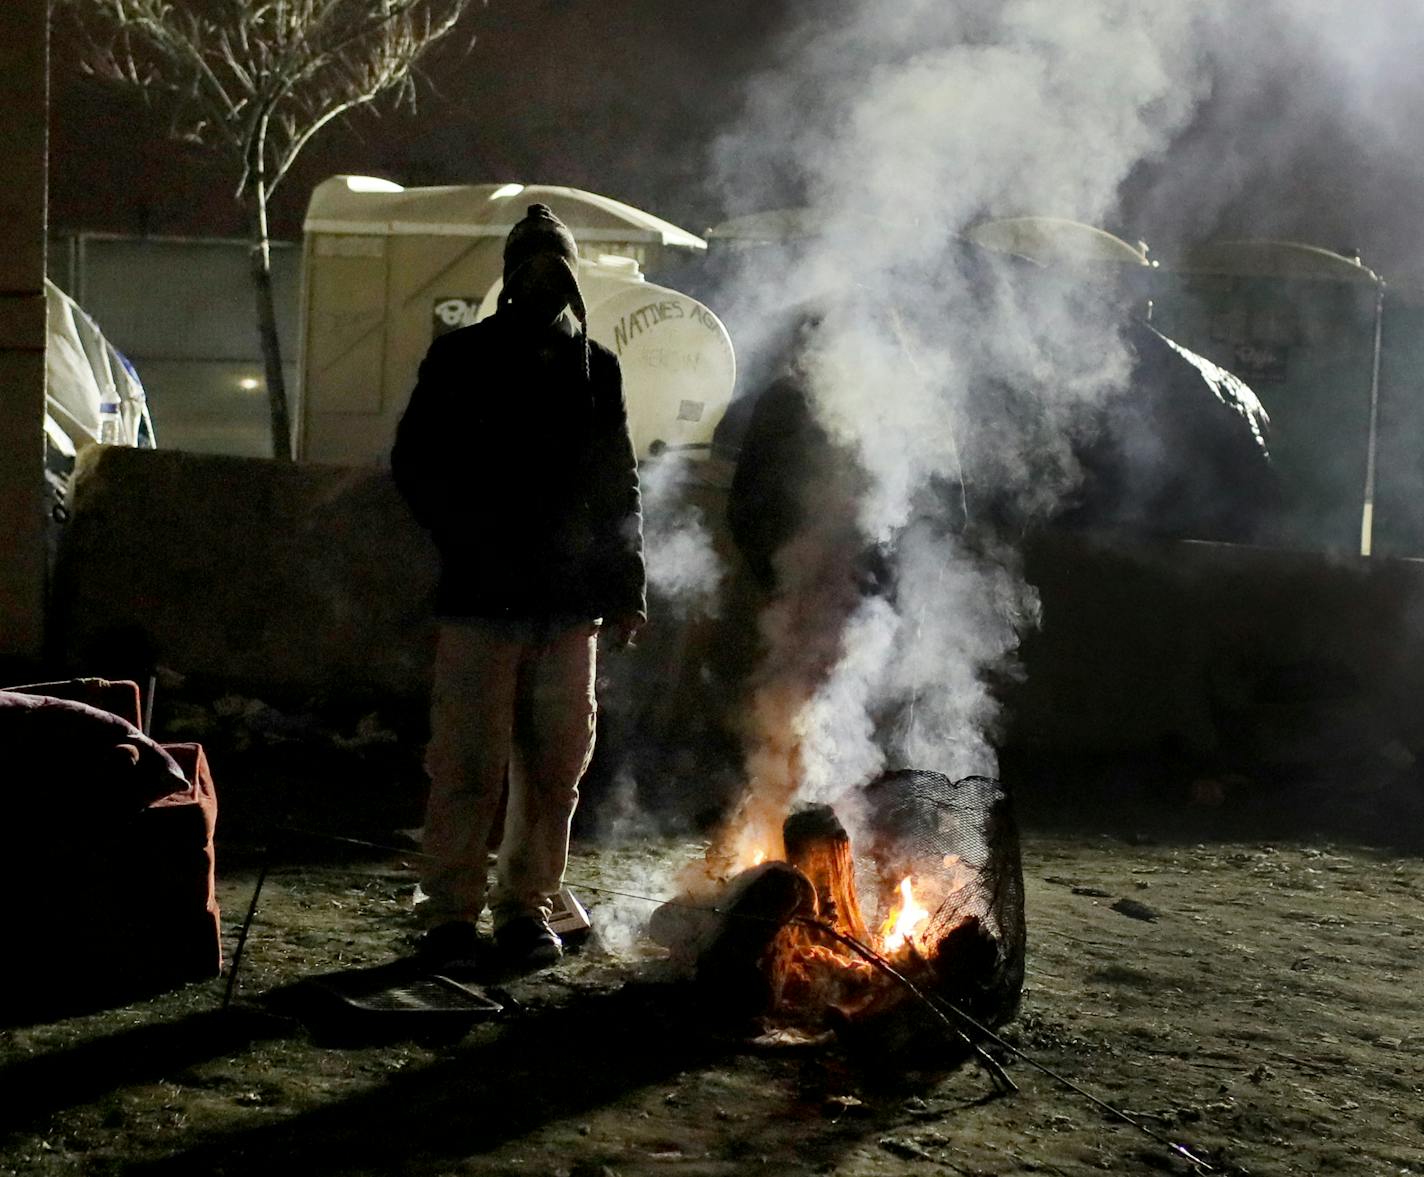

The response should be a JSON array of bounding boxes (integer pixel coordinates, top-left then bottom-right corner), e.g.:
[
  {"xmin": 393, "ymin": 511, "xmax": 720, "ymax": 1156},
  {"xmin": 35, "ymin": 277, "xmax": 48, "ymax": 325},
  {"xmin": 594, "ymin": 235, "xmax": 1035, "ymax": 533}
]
[{"xmin": 420, "ymin": 620, "xmax": 598, "ymax": 928}]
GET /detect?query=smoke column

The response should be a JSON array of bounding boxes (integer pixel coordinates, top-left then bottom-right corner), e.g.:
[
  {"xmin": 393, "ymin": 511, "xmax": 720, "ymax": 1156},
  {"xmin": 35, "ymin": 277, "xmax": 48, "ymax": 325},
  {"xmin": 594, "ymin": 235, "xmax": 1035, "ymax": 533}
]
[
  {"xmin": 705, "ymin": 0, "xmax": 1388, "ymax": 863},
  {"xmin": 639, "ymin": 453, "xmax": 725, "ymax": 618},
  {"xmin": 1123, "ymin": 1, "xmax": 1424, "ymax": 273}
]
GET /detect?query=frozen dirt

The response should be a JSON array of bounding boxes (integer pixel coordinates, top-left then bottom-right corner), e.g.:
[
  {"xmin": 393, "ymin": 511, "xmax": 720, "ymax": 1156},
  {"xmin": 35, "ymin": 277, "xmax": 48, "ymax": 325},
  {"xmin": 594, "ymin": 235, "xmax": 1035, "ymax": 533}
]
[{"xmin": 2, "ymin": 827, "xmax": 1421, "ymax": 1177}]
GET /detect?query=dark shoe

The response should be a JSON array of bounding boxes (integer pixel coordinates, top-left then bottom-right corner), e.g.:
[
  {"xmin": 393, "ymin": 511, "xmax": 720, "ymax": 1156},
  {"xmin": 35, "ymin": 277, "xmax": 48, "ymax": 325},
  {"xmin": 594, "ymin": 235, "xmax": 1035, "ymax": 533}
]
[
  {"xmin": 495, "ymin": 916, "xmax": 563, "ymax": 971},
  {"xmin": 416, "ymin": 921, "xmax": 486, "ymax": 973}
]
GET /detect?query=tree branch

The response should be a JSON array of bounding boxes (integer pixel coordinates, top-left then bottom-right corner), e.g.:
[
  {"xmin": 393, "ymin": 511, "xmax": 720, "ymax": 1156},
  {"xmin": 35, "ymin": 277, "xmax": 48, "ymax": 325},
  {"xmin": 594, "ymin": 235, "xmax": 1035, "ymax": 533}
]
[{"xmin": 56, "ymin": 0, "xmax": 484, "ymax": 460}]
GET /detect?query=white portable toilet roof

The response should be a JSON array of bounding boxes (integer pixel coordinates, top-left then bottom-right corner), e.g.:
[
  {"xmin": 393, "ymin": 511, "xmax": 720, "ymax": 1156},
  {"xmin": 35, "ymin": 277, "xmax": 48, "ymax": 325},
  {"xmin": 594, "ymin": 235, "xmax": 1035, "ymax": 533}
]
[
  {"xmin": 966, "ymin": 217, "xmax": 1151, "ymax": 267},
  {"xmin": 1169, "ymin": 240, "xmax": 1380, "ymax": 284},
  {"xmin": 305, "ymin": 175, "xmax": 707, "ymax": 249}
]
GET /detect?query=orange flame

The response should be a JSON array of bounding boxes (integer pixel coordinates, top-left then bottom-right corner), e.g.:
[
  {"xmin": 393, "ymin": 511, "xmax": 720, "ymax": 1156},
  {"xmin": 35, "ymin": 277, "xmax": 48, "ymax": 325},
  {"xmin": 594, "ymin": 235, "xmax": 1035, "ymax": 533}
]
[{"xmin": 879, "ymin": 875, "xmax": 930, "ymax": 954}]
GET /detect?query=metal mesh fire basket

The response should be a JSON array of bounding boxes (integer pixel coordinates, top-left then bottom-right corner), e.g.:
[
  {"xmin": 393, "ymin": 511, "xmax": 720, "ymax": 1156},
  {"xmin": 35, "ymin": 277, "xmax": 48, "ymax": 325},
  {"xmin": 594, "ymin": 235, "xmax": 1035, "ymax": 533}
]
[{"xmin": 861, "ymin": 770, "xmax": 1026, "ymax": 1027}]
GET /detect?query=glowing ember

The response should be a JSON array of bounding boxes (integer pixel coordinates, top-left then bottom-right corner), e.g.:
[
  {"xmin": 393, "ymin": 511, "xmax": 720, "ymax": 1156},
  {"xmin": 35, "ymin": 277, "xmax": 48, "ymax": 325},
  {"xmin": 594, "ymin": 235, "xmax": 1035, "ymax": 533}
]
[{"xmin": 879, "ymin": 876, "xmax": 931, "ymax": 954}]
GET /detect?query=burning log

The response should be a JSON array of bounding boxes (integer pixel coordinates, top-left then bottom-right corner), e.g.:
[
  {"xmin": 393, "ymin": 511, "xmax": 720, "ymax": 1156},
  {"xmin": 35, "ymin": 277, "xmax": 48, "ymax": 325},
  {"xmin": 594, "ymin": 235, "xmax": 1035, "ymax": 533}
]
[
  {"xmin": 825, "ymin": 913, "xmax": 1004, "ymax": 1066},
  {"xmin": 650, "ymin": 861, "xmax": 817, "ymax": 1020},
  {"xmin": 697, "ymin": 861, "xmax": 816, "ymax": 1017},
  {"xmin": 768, "ymin": 805, "xmax": 880, "ymax": 1016},
  {"xmin": 782, "ymin": 804, "xmax": 871, "ymax": 941}
]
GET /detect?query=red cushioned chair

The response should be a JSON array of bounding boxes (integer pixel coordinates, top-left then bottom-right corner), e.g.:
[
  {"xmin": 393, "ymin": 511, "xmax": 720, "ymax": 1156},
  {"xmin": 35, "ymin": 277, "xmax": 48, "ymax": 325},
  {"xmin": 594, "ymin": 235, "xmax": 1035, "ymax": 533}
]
[{"xmin": 0, "ymin": 678, "xmax": 220, "ymax": 1013}]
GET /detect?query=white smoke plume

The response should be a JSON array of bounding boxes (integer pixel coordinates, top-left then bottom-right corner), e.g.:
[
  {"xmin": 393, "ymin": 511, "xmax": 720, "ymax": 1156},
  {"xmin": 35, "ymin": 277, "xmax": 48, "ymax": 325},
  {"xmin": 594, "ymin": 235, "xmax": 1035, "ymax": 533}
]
[
  {"xmin": 683, "ymin": 0, "xmax": 1424, "ymax": 878},
  {"xmin": 583, "ymin": 770, "xmax": 660, "ymax": 954},
  {"xmin": 706, "ymin": 0, "xmax": 1265, "ymax": 859},
  {"xmin": 884, "ymin": 525, "xmax": 1041, "ymax": 777},
  {"xmin": 1125, "ymin": 1, "xmax": 1424, "ymax": 274},
  {"xmin": 582, "ymin": 768, "xmax": 708, "ymax": 959},
  {"xmin": 638, "ymin": 453, "xmax": 724, "ymax": 619}
]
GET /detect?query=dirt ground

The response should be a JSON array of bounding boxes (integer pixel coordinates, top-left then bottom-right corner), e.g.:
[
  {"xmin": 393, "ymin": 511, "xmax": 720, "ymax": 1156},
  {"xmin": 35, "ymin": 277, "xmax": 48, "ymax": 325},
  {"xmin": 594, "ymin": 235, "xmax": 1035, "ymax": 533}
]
[{"xmin": 2, "ymin": 812, "xmax": 1422, "ymax": 1177}]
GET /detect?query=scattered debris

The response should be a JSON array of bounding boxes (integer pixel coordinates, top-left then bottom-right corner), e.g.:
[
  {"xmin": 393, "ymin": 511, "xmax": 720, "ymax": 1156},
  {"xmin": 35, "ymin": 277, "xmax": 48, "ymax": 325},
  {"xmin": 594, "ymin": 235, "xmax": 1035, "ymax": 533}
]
[
  {"xmin": 748, "ymin": 1027, "xmax": 834, "ymax": 1051},
  {"xmin": 902, "ymin": 1095, "xmax": 941, "ymax": 1119},
  {"xmin": 1111, "ymin": 898, "xmax": 1161, "ymax": 922},
  {"xmin": 157, "ymin": 689, "xmax": 408, "ymax": 759},
  {"xmin": 6, "ymin": 832, "xmax": 1418, "ymax": 1175},
  {"xmin": 822, "ymin": 1094, "xmax": 868, "ymax": 1118},
  {"xmin": 879, "ymin": 1136, "xmax": 937, "ymax": 1162}
]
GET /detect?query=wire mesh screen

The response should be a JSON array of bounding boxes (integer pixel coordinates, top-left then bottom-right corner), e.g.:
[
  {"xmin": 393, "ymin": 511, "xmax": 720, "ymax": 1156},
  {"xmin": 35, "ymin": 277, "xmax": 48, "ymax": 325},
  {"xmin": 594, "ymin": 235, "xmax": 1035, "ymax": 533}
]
[{"xmin": 862, "ymin": 770, "xmax": 1026, "ymax": 1026}]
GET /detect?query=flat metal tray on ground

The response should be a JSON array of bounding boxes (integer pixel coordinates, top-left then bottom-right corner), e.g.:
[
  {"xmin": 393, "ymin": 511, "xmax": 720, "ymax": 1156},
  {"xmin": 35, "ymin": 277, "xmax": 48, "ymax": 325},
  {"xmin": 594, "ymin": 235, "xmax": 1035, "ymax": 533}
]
[
  {"xmin": 318, "ymin": 972, "xmax": 505, "ymax": 1015},
  {"xmin": 286, "ymin": 964, "xmax": 504, "ymax": 1043}
]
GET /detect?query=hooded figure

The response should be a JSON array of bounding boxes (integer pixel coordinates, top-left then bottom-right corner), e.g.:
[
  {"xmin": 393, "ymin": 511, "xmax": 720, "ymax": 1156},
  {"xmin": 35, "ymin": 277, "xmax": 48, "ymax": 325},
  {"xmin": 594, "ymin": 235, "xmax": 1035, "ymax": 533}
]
[
  {"xmin": 392, "ymin": 203, "xmax": 646, "ymax": 971},
  {"xmin": 500, "ymin": 203, "xmax": 590, "ymax": 376}
]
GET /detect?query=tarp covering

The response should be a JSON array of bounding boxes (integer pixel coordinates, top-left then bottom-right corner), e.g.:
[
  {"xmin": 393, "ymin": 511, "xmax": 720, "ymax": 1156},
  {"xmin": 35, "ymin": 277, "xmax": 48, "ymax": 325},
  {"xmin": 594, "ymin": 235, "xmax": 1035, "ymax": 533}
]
[
  {"xmin": 46, "ymin": 278, "xmax": 153, "ymax": 449},
  {"xmin": 725, "ymin": 310, "xmax": 1277, "ymax": 582}
]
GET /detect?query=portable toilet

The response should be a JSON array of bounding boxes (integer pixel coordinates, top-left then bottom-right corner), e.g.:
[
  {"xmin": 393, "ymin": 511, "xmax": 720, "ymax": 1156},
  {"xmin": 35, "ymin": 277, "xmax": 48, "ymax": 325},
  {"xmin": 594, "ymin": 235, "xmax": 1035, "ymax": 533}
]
[
  {"xmin": 298, "ymin": 176, "xmax": 714, "ymax": 465},
  {"xmin": 1150, "ymin": 241, "xmax": 1385, "ymax": 554}
]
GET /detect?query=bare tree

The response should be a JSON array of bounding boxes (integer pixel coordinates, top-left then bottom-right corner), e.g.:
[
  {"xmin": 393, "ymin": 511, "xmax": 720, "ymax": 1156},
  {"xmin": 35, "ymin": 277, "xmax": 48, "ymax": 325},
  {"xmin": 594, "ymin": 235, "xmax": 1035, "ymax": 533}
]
[{"xmin": 57, "ymin": 0, "xmax": 480, "ymax": 459}]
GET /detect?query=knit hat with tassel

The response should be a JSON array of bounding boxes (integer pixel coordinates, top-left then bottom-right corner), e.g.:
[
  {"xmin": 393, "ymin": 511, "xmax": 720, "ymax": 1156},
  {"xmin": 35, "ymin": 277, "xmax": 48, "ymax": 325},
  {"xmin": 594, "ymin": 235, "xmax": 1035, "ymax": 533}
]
[{"xmin": 500, "ymin": 203, "xmax": 590, "ymax": 380}]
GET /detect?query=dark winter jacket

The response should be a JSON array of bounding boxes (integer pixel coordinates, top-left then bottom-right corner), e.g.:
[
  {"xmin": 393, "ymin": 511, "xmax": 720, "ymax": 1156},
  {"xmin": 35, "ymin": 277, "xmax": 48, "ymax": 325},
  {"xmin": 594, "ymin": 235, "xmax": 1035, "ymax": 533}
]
[{"xmin": 391, "ymin": 315, "xmax": 646, "ymax": 624}]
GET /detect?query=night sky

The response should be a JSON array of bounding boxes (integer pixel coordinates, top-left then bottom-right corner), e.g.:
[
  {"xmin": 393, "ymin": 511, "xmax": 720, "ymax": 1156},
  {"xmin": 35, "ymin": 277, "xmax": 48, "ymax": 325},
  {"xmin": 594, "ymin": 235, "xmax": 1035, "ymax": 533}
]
[
  {"xmin": 49, "ymin": 0, "xmax": 793, "ymax": 243},
  {"xmin": 48, "ymin": 2, "xmax": 1424, "ymax": 285}
]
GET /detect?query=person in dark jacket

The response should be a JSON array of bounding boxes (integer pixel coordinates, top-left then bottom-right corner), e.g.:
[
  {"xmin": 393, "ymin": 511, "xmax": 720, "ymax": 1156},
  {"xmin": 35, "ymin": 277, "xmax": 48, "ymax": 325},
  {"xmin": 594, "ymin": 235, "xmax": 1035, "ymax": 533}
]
[{"xmin": 391, "ymin": 204, "xmax": 646, "ymax": 970}]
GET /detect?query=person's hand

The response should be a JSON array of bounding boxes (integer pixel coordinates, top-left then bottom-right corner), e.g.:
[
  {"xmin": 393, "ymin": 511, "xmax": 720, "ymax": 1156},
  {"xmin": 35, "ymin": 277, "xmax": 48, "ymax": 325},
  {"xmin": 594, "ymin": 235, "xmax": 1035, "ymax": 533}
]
[{"xmin": 605, "ymin": 614, "xmax": 645, "ymax": 650}]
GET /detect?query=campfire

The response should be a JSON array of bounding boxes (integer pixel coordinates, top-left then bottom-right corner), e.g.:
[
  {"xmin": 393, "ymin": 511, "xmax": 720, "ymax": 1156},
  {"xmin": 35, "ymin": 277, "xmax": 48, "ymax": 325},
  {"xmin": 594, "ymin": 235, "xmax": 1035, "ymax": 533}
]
[{"xmin": 652, "ymin": 771, "xmax": 1026, "ymax": 1051}]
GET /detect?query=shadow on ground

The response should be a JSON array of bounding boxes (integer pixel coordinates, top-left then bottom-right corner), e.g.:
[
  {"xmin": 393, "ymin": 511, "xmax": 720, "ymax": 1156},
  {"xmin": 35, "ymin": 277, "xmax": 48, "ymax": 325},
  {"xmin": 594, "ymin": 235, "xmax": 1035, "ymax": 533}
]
[
  {"xmin": 0, "ymin": 1005, "xmax": 294, "ymax": 1137},
  {"xmin": 101, "ymin": 979, "xmax": 950, "ymax": 1177}
]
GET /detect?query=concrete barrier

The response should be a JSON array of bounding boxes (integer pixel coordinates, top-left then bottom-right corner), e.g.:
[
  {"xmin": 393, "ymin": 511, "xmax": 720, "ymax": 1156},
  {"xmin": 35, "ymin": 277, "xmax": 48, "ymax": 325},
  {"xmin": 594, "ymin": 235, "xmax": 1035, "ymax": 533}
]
[
  {"xmin": 1011, "ymin": 530, "xmax": 1424, "ymax": 763},
  {"xmin": 49, "ymin": 446, "xmax": 1424, "ymax": 774},
  {"xmin": 52, "ymin": 447, "xmax": 439, "ymax": 703}
]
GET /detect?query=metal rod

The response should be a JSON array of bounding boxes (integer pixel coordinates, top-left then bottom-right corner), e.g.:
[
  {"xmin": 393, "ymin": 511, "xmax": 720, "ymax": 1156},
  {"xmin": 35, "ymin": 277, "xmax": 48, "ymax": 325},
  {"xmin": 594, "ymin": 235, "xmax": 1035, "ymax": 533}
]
[
  {"xmin": 828, "ymin": 927, "xmax": 1213, "ymax": 1173},
  {"xmin": 792, "ymin": 916, "xmax": 1017, "ymax": 1094},
  {"xmin": 222, "ymin": 853, "xmax": 272, "ymax": 1010}
]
